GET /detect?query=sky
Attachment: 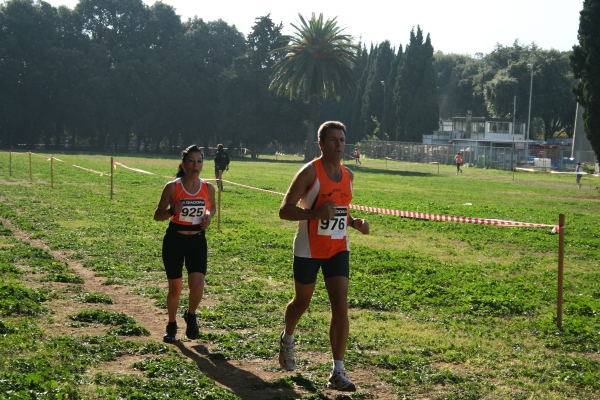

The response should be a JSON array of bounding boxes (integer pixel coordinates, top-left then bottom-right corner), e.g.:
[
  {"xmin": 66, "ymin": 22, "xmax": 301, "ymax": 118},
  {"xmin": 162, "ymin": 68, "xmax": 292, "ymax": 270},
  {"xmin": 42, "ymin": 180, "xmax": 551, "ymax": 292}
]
[{"xmin": 43, "ymin": 0, "xmax": 583, "ymax": 55}]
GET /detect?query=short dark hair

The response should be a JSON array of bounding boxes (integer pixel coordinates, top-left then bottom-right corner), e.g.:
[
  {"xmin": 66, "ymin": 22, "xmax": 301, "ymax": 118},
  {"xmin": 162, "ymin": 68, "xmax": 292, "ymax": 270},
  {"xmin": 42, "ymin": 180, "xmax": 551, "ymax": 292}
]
[
  {"xmin": 217, "ymin": 144, "xmax": 224, "ymax": 150},
  {"xmin": 318, "ymin": 121, "xmax": 347, "ymax": 143}
]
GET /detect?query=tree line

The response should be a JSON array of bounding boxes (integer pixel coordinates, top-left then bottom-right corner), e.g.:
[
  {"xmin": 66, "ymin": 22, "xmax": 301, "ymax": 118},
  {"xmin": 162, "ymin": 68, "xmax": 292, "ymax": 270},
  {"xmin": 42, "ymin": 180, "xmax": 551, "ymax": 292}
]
[{"xmin": 0, "ymin": 0, "xmax": 581, "ymax": 158}]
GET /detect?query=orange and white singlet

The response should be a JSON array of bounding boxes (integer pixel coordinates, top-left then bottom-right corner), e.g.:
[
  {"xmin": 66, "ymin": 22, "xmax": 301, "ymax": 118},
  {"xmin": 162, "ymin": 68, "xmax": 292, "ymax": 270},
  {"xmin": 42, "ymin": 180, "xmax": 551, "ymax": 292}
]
[
  {"xmin": 293, "ymin": 159, "xmax": 353, "ymax": 258},
  {"xmin": 170, "ymin": 178, "xmax": 212, "ymax": 227}
]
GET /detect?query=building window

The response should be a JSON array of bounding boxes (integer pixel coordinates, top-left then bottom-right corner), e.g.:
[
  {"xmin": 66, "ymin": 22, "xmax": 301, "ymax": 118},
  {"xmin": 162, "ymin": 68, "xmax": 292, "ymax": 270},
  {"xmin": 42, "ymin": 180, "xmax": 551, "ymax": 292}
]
[
  {"xmin": 488, "ymin": 122, "xmax": 510, "ymax": 133},
  {"xmin": 454, "ymin": 121, "xmax": 466, "ymax": 131},
  {"xmin": 473, "ymin": 122, "xmax": 485, "ymax": 133},
  {"xmin": 514, "ymin": 123, "xmax": 525, "ymax": 135}
]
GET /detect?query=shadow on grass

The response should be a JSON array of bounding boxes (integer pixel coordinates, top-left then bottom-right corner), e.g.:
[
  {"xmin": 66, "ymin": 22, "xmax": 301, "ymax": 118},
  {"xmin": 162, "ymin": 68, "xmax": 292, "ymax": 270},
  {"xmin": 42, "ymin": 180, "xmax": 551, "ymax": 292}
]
[
  {"xmin": 347, "ymin": 164, "xmax": 435, "ymax": 178},
  {"xmin": 227, "ymin": 156, "xmax": 437, "ymax": 178},
  {"xmin": 175, "ymin": 341, "xmax": 304, "ymax": 400},
  {"xmin": 228, "ymin": 156, "xmax": 305, "ymax": 165}
]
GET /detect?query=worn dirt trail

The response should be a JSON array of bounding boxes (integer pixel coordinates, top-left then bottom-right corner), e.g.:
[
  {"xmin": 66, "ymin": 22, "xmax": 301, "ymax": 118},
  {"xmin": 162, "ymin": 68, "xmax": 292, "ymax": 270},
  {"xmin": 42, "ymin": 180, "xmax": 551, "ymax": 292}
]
[{"xmin": 2, "ymin": 217, "xmax": 396, "ymax": 399}]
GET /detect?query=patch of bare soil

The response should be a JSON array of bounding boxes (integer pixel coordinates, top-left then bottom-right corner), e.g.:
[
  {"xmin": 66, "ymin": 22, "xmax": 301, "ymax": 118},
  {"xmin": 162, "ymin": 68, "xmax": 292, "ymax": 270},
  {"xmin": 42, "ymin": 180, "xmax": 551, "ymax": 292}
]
[{"xmin": 2, "ymin": 217, "xmax": 397, "ymax": 399}]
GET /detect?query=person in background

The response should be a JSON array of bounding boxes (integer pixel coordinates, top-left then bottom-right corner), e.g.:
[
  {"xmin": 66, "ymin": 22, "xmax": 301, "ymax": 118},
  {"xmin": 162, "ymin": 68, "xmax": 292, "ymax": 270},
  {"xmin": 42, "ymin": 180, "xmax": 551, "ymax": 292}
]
[
  {"xmin": 154, "ymin": 145, "xmax": 216, "ymax": 343},
  {"xmin": 278, "ymin": 121, "xmax": 370, "ymax": 392},
  {"xmin": 454, "ymin": 152, "xmax": 463, "ymax": 175},
  {"xmin": 576, "ymin": 162, "xmax": 584, "ymax": 188},
  {"xmin": 354, "ymin": 148, "xmax": 361, "ymax": 165},
  {"xmin": 214, "ymin": 144, "xmax": 230, "ymax": 191}
]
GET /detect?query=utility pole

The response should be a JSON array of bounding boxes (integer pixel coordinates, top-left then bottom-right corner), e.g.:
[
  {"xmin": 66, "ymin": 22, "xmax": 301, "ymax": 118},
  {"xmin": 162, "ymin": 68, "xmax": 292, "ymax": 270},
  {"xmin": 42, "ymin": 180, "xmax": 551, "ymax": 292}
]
[
  {"xmin": 512, "ymin": 95, "xmax": 516, "ymax": 170},
  {"xmin": 381, "ymin": 81, "xmax": 386, "ymax": 140},
  {"xmin": 526, "ymin": 64, "xmax": 533, "ymax": 157}
]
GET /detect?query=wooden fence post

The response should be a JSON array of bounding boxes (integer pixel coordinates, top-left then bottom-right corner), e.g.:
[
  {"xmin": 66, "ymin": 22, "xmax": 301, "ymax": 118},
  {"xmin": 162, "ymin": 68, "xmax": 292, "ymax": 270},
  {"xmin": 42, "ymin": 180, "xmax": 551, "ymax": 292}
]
[
  {"xmin": 217, "ymin": 170, "xmax": 222, "ymax": 230},
  {"xmin": 110, "ymin": 157, "xmax": 114, "ymax": 200},
  {"xmin": 557, "ymin": 213, "xmax": 565, "ymax": 330}
]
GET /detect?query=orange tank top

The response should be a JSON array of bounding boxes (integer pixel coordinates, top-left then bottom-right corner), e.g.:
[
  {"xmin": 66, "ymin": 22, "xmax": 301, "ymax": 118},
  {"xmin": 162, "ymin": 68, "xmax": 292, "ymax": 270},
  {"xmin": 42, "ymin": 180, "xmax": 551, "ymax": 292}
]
[
  {"xmin": 170, "ymin": 178, "xmax": 212, "ymax": 228},
  {"xmin": 293, "ymin": 159, "xmax": 353, "ymax": 258}
]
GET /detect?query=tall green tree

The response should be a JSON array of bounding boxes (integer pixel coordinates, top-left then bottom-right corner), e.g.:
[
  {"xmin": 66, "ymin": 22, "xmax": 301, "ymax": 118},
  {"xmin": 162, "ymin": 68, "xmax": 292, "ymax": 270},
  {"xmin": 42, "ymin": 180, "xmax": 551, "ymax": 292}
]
[
  {"xmin": 220, "ymin": 15, "xmax": 305, "ymax": 157},
  {"xmin": 76, "ymin": 0, "xmax": 153, "ymax": 151},
  {"xmin": 361, "ymin": 41, "xmax": 395, "ymax": 138},
  {"xmin": 182, "ymin": 17, "xmax": 246, "ymax": 151},
  {"xmin": 269, "ymin": 13, "xmax": 359, "ymax": 160},
  {"xmin": 434, "ymin": 52, "xmax": 486, "ymax": 119},
  {"xmin": 383, "ymin": 45, "xmax": 402, "ymax": 137},
  {"xmin": 477, "ymin": 43, "xmax": 575, "ymax": 140},
  {"xmin": 394, "ymin": 27, "xmax": 439, "ymax": 142},
  {"xmin": 348, "ymin": 44, "xmax": 372, "ymax": 141},
  {"xmin": 571, "ymin": 0, "xmax": 600, "ymax": 161}
]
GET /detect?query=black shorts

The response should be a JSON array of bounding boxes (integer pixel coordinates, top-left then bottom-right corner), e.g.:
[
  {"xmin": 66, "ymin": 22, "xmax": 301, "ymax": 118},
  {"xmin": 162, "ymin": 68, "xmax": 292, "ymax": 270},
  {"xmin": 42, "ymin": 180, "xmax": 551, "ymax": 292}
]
[
  {"xmin": 215, "ymin": 167, "xmax": 226, "ymax": 179},
  {"xmin": 162, "ymin": 229, "xmax": 207, "ymax": 279},
  {"xmin": 293, "ymin": 251, "xmax": 350, "ymax": 284}
]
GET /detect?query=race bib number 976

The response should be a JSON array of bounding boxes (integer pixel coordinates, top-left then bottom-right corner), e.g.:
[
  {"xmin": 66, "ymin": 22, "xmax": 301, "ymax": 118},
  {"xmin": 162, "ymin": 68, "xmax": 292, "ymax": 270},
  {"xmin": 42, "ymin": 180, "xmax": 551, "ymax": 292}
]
[
  {"xmin": 179, "ymin": 198, "xmax": 206, "ymax": 224},
  {"xmin": 317, "ymin": 207, "xmax": 348, "ymax": 239}
]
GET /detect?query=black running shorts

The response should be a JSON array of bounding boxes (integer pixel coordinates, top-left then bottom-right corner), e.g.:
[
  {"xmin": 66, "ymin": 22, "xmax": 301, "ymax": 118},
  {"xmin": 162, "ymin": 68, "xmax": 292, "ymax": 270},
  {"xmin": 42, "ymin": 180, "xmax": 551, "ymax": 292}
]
[
  {"xmin": 292, "ymin": 251, "xmax": 350, "ymax": 284},
  {"xmin": 162, "ymin": 229, "xmax": 207, "ymax": 279}
]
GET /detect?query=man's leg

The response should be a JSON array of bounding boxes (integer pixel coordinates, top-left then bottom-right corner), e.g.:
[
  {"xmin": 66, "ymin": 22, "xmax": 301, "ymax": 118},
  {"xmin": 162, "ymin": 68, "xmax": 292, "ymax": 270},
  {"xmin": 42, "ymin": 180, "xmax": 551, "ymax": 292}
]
[
  {"xmin": 324, "ymin": 275, "xmax": 356, "ymax": 392},
  {"xmin": 279, "ymin": 280, "xmax": 315, "ymax": 371},
  {"xmin": 324, "ymin": 276, "xmax": 349, "ymax": 361},
  {"xmin": 284, "ymin": 280, "xmax": 316, "ymax": 335}
]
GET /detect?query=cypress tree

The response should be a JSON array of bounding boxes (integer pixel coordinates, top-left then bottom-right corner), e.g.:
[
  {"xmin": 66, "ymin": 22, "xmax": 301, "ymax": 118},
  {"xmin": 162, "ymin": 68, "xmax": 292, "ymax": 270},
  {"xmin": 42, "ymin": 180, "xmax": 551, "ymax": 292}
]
[
  {"xmin": 570, "ymin": 0, "xmax": 600, "ymax": 162},
  {"xmin": 394, "ymin": 27, "xmax": 439, "ymax": 142},
  {"xmin": 384, "ymin": 45, "xmax": 402, "ymax": 139},
  {"xmin": 361, "ymin": 41, "xmax": 395, "ymax": 138},
  {"xmin": 349, "ymin": 44, "xmax": 375, "ymax": 141}
]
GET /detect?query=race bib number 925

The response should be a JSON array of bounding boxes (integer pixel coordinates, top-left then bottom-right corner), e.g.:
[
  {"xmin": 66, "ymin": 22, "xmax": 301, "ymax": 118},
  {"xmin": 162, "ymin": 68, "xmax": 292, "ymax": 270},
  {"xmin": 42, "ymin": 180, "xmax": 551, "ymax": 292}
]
[{"xmin": 179, "ymin": 199, "xmax": 206, "ymax": 224}]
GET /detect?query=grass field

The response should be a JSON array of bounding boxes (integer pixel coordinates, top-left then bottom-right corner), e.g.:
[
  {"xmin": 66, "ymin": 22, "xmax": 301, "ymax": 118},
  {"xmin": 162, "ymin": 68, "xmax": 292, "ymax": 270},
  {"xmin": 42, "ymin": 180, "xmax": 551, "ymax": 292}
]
[{"xmin": 1, "ymin": 150, "xmax": 599, "ymax": 399}]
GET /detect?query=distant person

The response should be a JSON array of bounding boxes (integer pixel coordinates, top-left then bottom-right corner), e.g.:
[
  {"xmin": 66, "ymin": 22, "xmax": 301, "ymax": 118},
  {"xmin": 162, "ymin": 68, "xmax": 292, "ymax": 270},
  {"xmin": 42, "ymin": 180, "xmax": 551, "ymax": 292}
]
[
  {"xmin": 278, "ymin": 121, "xmax": 370, "ymax": 392},
  {"xmin": 154, "ymin": 145, "xmax": 216, "ymax": 343},
  {"xmin": 576, "ymin": 162, "xmax": 584, "ymax": 188},
  {"xmin": 354, "ymin": 148, "xmax": 361, "ymax": 165},
  {"xmin": 454, "ymin": 152, "xmax": 463, "ymax": 175},
  {"xmin": 214, "ymin": 144, "xmax": 230, "ymax": 191}
]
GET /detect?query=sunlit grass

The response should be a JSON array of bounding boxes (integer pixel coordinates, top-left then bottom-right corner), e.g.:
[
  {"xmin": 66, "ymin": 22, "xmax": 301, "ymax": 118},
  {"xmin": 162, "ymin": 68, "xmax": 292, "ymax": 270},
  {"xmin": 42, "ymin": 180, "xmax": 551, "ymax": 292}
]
[{"xmin": 1, "ymin": 150, "xmax": 599, "ymax": 398}]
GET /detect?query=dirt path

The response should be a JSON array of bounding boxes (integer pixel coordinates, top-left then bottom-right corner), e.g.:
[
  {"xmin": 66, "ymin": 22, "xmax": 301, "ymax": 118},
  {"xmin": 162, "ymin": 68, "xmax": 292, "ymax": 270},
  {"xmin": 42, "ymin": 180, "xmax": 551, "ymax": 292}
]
[{"xmin": 2, "ymin": 217, "xmax": 396, "ymax": 399}]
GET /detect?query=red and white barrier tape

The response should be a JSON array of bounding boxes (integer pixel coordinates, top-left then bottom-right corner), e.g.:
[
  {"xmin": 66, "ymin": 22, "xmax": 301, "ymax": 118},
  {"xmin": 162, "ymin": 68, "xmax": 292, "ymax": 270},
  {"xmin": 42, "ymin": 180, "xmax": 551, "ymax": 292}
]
[
  {"xmin": 516, "ymin": 167, "xmax": 598, "ymax": 177},
  {"xmin": 49, "ymin": 157, "xmax": 108, "ymax": 176},
  {"xmin": 222, "ymin": 179, "xmax": 285, "ymax": 196},
  {"xmin": 114, "ymin": 161, "xmax": 220, "ymax": 181},
  {"xmin": 114, "ymin": 162, "xmax": 154, "ymax": 174},
  {"xmin": 348, "ymin": 204, "xmax": 558, "ymax": 230},
  {"xmin": 222, "ymin": 179, "xmax": 559, "ymax": 231}
]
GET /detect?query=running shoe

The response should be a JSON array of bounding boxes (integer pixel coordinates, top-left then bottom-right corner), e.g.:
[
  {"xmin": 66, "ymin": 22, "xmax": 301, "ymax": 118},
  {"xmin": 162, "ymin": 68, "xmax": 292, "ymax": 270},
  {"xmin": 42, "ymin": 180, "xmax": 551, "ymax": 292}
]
[
  {"xmin": 163, "ymin": 323, "xmax": 177, "ymax": 343},
  {"xmin": 327, "ymin": 369, "xmax": 356, "ymax": 392},
  {"xmin": 278, "ymin": 331, "xmax": 296, "ymax": 371},
  {"xmin": 183, "ymin": 309, "xmax": 199, "ymax": 339}
]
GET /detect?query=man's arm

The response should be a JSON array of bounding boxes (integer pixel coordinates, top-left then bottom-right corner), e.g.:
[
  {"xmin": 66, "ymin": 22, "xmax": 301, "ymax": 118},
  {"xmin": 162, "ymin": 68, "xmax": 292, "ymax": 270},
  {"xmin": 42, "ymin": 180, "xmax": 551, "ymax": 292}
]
[
  {"xmin": 279, "ymin": 163, "xmax": 336, "ymax": 222},
  {"xmin": 344, "ymin": 167, "xmax": 370, "ymax": 235}
]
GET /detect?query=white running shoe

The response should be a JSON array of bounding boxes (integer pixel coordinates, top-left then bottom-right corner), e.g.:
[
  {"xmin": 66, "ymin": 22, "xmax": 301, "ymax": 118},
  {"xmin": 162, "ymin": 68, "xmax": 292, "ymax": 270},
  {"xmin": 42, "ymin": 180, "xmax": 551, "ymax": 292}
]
[
  {"xmin": 278, "ymin": 332, "xmax": 296, "ymax": 371},
  {"xmin": 327, "ymin": 369, "xmax": 356, "ymax": 392}
]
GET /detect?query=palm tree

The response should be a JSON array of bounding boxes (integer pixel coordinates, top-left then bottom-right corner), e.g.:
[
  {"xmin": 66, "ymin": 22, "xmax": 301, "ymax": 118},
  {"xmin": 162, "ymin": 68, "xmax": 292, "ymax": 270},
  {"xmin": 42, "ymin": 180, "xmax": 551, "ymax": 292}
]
[{"xmin": 269, "ymin": 13, "xmax": 359, "ymax": 161}]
